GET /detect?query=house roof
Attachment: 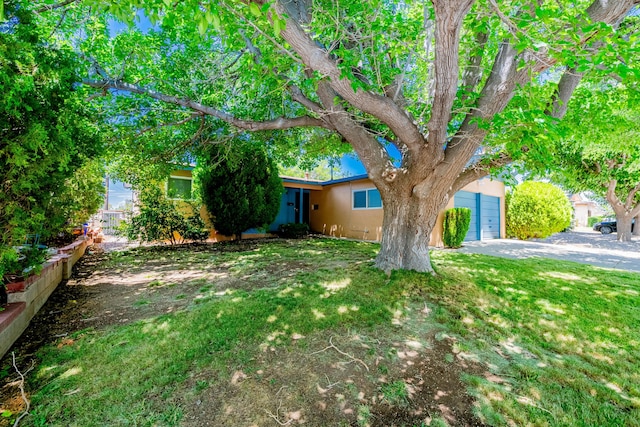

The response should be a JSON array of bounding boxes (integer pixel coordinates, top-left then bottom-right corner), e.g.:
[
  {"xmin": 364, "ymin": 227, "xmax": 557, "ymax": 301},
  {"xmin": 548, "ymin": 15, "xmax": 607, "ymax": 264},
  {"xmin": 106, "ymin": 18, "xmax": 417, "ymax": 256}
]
[
  {"xmin": 281, "ymin": 174, "xmax": 371, "ymax": 189},
  {"xmin": 321, "ymin": 174, "xmax": 370, "ymax": 186},
  {"xmin": 280, "ymin": 175, "xmax": 323, "ymax": 185}
]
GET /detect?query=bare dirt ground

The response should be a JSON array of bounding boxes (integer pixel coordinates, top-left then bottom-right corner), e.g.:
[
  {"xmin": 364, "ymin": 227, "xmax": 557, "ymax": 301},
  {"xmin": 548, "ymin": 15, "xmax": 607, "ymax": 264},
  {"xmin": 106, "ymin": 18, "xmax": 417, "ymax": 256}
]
[{"xmin": 1, "ymin": 241, "xmax": 488, "ymax": 427}]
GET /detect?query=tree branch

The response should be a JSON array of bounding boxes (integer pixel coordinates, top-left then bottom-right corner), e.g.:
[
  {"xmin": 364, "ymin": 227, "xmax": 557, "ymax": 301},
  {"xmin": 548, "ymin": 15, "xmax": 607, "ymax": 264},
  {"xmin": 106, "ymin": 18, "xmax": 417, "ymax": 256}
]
[
  {"xmin": 222, "ymin": 1, "xmax": 301, "ymax": 64},
  {"xmin": 83, "ymin": 77, "xmax": 329, "ymax": 131},
  {"xmin": 452, "ymin": 152, "xmax": 512, "ymax": 193},
  {"xmin": 546, "ymin": 67, "xmax": 584, "ymax": 119},
  {"xmin": 587, "ymin": 0, "xmax": 640, "ymax": 24},
  {"xmin": 426, "ymin": 0, "xmax": 475, "ymax": 148},
  {"xmin": 136, "ymin": 113, "xmax": 203, "ymax": 136},
  {"xmin": 421, "ymin": 3, "xmax": 436, "ymax": 109},
  {"xmin": 34, "ymin": 0, "xmax": 79, "ymax": 13},
  {"xmin": 606, "ymin": 179, "xmax": 624, "ymax": 214},
  {"xmin": 290, "ymin": 85, "xmax": 323, "ymax": 115},
  {"xmin": 487, "ymin": 0, "xmax": 519, "ymax": 37},
  {"xmin": 445, "ymin": 0, "xmax": 637, "ymax": 179},
  {"xmin": 443, "ymin": 42, "xmax": 518, "ymax": 172},
  {"xmin": 315, "ymin": 80, "xmax": 394, "ymax": 189},
  {"xmin": 276, "ymin": 3, "xmax": 426, "ymax": 152},
  {"xmin": 543, "ymin": 0, "xmax": 635, "ymax": 120},
  {"xmin": 625, "ymin": 182, "xmax": 640, "ymax": 210},
  {"xmin": 460, "ymin": 30, "xmax": 488, "ymax": 103}
]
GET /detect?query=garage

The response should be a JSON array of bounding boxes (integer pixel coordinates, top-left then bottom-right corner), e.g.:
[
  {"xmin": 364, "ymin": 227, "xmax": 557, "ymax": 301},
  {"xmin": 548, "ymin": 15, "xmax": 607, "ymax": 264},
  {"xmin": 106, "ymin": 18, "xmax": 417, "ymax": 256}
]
[{"xmin": 454, "ymin": 191, "xmax": 501, "ymax": 241}]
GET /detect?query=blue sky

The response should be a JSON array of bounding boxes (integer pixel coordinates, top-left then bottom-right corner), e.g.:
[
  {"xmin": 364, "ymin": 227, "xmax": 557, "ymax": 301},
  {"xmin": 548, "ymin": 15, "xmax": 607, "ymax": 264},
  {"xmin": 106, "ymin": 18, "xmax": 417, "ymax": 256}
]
[
  {"xmin": 106, "ymin": 179, "xmax": 133, "ymax": 209},
  {"xmin": 339, "ymin": 143, "xmax": 402, "ymax": 176}
]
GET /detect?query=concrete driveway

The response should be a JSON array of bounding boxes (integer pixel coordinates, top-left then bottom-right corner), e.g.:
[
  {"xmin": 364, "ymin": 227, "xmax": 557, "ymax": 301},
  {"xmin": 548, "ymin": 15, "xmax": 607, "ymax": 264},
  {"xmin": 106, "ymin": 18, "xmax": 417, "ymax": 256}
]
[{"xmin": 454, "ymin": 229, "xmax": 640, "ymax": 273}]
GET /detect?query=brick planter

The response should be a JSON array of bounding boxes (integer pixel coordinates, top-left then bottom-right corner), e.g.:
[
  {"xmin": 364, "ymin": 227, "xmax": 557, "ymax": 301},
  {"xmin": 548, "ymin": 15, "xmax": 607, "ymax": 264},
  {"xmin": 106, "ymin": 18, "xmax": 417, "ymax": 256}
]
[{"xmin": 1, "ymin": 237, "xmax": 92, "ymax": 358}]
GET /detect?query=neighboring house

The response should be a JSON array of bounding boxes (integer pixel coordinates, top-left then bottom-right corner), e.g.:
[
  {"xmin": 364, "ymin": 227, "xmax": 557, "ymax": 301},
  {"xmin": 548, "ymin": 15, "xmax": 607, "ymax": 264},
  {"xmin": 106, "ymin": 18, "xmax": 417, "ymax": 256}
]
[
  {"xmin": 169, "ymin": 170, "xmax": 505, "ymax": 246},
  {"xmin": 569, "ymin": 193, "xmax": 607, "ymax": 227}
]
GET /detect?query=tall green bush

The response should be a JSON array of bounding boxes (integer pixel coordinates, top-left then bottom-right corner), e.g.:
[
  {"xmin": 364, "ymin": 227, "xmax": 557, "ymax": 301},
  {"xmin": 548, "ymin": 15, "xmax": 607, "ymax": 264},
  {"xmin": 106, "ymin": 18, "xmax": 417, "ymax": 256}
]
[
  {"xmin": 442, "ymin": 208, "xmax": 472, "ymax": 248},
  {"xmin": 507, "ymin": 182, "xmax": 572, "ymax": 240},
  {"xmin": 197, "ymin": 142, "xmax": 284, "ymax": 240}
]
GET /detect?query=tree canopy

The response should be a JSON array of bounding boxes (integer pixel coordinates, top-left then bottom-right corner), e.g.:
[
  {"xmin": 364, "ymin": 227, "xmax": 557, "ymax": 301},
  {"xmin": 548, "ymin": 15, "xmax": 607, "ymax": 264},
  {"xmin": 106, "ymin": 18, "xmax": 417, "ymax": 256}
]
[
  {"xmin": 23, "ymin": 0, "xmax": 640, "ymax": 271},
  {"xmin": 552, "ymin": 85, "xmax": 640, "ymax": 240}
]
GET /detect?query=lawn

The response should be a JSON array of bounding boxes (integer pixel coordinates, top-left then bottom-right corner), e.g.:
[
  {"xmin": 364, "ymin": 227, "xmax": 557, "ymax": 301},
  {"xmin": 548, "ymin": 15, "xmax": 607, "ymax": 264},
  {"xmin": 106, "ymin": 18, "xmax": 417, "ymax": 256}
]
[{"xmin": 1, "ymin": 238, "xmax": 639, "ymax": 426}]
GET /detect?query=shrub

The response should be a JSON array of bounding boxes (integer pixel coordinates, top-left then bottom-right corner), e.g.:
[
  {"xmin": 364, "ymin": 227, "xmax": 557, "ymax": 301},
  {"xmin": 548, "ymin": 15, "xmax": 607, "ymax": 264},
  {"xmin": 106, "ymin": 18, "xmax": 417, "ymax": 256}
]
[
  {"xmin": 0, "ymin": 11, "xmax": 104, "ymax": 279},
  {"xmin": 506, "ymin": 181, "xmax": 572, "ymax": 240},
  {"xmin": 121, "ymin": 187, "xmax": 208, "ymax": 244},
  {"xmin": 181, "ymin": 208, "xmax": 210, "ymax": 242},
  {"xmin": 197, "ymin": 142, "xmax": 284, "ymax": 240},
  {"xmin": 278, "ymin": 223, "xmax": 309, "ymax": 239},
  {"xmin": 587, "ymin": 216, "xmax": 604, "ymax": 227},
  {"xmin": 442, "ymin": 208, "xmax": 472, "ymax": 248}
]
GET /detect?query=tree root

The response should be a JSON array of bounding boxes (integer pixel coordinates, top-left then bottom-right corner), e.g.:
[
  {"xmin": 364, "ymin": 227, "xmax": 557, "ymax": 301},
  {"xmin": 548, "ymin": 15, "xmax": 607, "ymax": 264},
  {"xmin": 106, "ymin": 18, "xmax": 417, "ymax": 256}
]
[
  {"xmin": 310, "ymin": 336, "xmax": 369, "ymax": 372},
  {"xmin": 11, "ymin": 352, "xmax": 33, "ymax": 427}
]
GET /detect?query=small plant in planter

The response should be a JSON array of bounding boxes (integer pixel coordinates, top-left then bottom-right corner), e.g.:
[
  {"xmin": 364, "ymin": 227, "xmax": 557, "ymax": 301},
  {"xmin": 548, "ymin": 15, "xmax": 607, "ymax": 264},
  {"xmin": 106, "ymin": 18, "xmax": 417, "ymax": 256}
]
[{"xmin": 1, "ymin": 246, "xmax": 48, "ymax": 291}]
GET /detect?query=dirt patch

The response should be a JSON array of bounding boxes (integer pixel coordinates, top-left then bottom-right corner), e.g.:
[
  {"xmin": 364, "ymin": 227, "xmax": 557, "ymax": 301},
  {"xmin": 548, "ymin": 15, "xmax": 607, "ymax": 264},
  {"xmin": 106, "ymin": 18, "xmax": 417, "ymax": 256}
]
[
  {"xmin": 178, "ymin": 332, "xmax": 485, "ymax": 427},
  {"xmin": 1, "ymin": 241, "xmax": 487, "ymax": 427}
]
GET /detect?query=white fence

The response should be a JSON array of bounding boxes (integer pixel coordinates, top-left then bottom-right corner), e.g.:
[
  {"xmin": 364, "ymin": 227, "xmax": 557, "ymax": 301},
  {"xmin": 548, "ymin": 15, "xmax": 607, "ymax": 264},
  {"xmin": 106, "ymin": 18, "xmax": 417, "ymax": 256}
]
[{"xmin": 99, "ymin": 210, "xmax": 126, "ymax": 235}]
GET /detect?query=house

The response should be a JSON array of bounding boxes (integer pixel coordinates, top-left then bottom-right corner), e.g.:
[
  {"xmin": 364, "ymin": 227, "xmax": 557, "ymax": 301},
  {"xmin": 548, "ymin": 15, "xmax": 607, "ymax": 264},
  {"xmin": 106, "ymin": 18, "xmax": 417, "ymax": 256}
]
[
  {"xmin": 168, "ymin": 170, "xmax": 505, "ymax": 246},
  {"xmin": 300, "ymin": 174, "xmax": 504, "ymax": 246},
  {"xmin": 569, "ymin": 194, "xmax": 606, "ymax": 227}
]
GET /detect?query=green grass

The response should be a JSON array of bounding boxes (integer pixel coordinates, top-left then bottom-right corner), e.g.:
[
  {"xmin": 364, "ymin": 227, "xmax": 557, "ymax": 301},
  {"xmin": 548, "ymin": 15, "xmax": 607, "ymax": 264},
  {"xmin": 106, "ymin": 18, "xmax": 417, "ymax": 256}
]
[
  {"xmin": 11, "ymin": 239, "xmax": 640, "ymax": 426},
  {"xmin": 428, "ymin": 250, "xmax": 640, "ymax": 426},
  {"xmin": 380, "ymin": 380, "xmax": 410, "ymax": 406},
  {"xmin": 25, "ymin": 240, "xmax": 400, "ymax": 426}
]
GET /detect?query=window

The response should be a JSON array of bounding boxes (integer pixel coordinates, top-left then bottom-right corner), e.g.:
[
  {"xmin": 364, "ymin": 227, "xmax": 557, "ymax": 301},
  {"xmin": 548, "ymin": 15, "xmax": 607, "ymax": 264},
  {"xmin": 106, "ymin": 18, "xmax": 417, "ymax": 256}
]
[
  {"xmin": 353, "ymin": 190, "xmax": 367, "ymax": 208},
  {"xmin": 168, "ymin": 176, "xmax": 192, "ymax": 199},
  {"xmin": 353, "ymin": 189, "xmax": 383, "ymax": 209}
]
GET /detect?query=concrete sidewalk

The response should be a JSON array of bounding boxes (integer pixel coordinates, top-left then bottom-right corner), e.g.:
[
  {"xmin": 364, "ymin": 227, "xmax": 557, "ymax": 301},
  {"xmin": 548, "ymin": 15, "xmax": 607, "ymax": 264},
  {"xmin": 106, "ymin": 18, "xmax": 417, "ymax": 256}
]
[{"xmin": 453, "ymin": 237, "xmax": 640, "ymax": 273}]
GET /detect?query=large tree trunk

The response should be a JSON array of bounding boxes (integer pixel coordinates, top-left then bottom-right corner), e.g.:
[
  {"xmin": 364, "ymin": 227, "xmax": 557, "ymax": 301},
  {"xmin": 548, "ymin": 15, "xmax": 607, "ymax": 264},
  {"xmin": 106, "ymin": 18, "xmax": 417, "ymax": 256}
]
[
  {"xmin": 606, "ymin": 180, "xmax": 640, "ymax": 242},
  {"xmin": 615, "ymin": 214, "xmax": 634, "ymax": 242},
  {"xmin": 633, "ymin": 214, "xmax": 640, "ymax": 236},
  {"xmin": 375, "ymin": 185, "xmax": 449, "ymax": 273}
]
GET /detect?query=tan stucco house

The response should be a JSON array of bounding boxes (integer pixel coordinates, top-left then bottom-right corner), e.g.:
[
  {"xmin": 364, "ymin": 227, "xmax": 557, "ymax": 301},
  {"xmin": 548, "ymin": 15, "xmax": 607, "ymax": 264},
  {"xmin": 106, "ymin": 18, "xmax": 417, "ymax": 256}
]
[
  {"xmin": 169, "ymin": 170, "xmax": 505, "ymax": 246},
  {"xmin": 569, "ymin": 194, "xmax": 606, "ymax": 227}
]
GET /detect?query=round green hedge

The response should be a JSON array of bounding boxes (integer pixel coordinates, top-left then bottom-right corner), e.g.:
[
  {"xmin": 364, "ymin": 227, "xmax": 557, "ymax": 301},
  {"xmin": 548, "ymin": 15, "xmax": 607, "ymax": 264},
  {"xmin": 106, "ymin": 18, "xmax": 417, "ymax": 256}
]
[{"xmin": 506, "ymin": 182, "xmax": 572, "ymax": 240}]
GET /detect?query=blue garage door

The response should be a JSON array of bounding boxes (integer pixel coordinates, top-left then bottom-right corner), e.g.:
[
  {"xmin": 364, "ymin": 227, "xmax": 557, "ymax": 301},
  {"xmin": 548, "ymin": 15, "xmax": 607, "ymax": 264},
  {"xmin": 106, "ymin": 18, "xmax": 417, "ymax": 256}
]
[
  {"xmin": 454, "ymin": 191, "xmax": 501, "ymax": 241},
  {"xmin": 480, "ymin": 194, "xmax": 500, "ymax": 239},
  {"xmin": 454, "ymin": 191, "xmax": 479, "ymax": 241}
]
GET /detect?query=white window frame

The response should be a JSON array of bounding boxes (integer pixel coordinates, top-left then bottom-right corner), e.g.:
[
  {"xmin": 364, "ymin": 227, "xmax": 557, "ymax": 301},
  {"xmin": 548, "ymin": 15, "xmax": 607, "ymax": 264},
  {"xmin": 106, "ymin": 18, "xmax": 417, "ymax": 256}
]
[
  {"xmin": 167, "ymin": 175, "xmax": 193, "ymax": 200},
  {"xmin": 352, "ymin": 188, "xmax": 383, "ymax": 210}
]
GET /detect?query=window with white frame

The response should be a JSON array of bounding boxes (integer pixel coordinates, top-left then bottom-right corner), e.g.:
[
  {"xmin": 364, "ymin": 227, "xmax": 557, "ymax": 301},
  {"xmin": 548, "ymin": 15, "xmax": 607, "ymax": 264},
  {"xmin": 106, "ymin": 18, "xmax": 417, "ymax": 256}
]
[
  {"xmin": 167, "ymin": 175, "xmax": 193, "ymax": 200},
  {"xmin": 352, "ymin": 188, "xmax": 382, "ymax": 209}
]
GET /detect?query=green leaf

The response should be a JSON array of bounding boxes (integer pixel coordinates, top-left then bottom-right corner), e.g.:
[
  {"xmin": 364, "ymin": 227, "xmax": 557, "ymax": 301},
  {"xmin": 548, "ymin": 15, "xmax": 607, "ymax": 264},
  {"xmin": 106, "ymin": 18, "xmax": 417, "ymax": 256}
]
[
  {"xmin": 1, "ymin": 410, "xmax": 12, "ymax": 418},
  {"xmin": 249, "ymin": 3, "xmax": 261, "ymax": 17},
  {"xmin": 197, "ymin": 19, "xmax": 207, "ymax": 36},
  {"xmin": 273, "ymin": 17, "xmax": 281, "ymax": 37},
  {"xmin": 211, "ymin": 14, "xmax": 221, "ymax": 31}
]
